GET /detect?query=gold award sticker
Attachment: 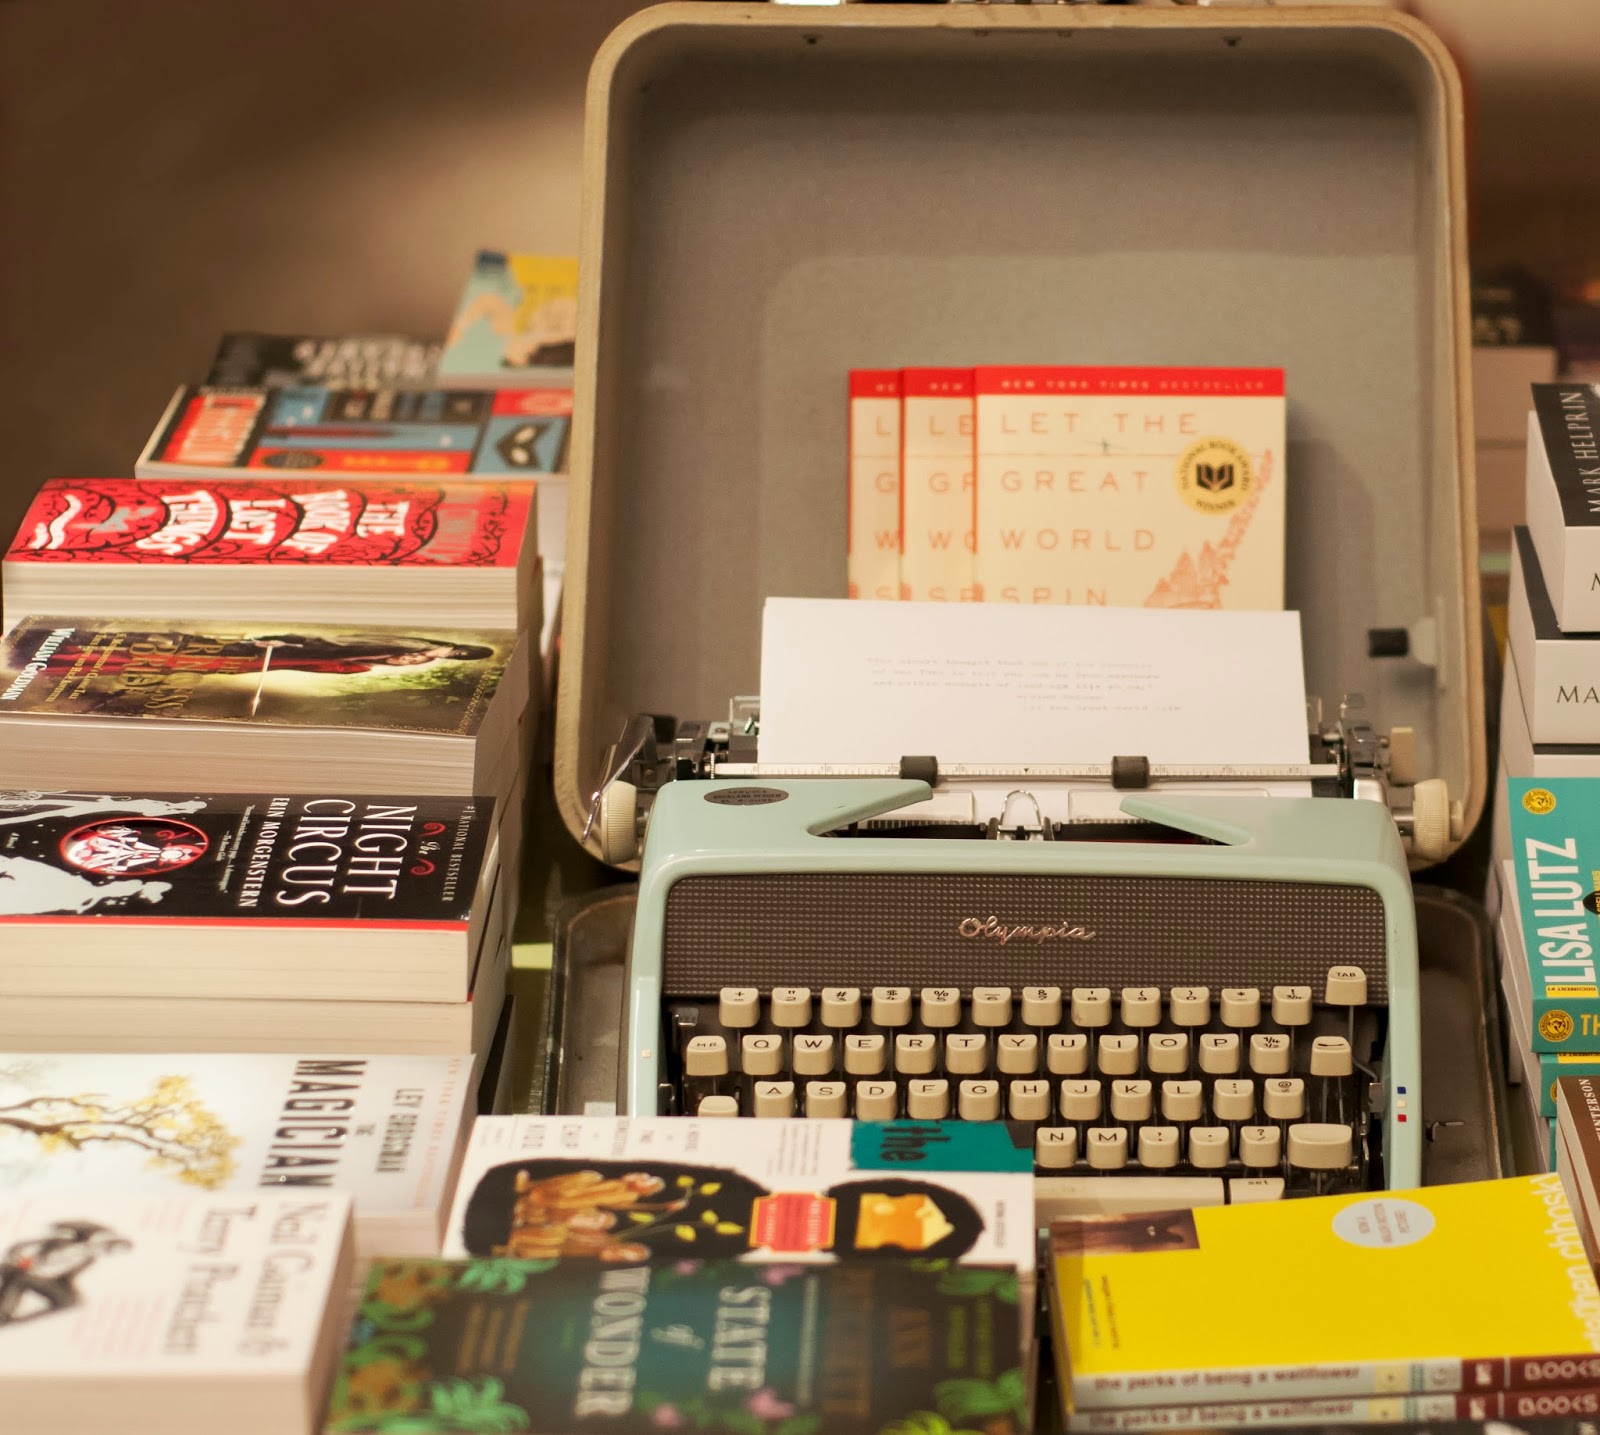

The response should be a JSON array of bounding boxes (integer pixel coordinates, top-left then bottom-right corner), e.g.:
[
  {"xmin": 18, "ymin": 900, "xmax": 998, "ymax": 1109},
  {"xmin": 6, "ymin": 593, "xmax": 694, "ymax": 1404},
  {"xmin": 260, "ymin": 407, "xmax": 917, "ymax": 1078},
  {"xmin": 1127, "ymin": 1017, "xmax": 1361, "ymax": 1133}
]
[
  {"xmin": 1176, "ymin": 437, "xmax": 1253, "ymax": 516},
  {"xmin": 1540, "ymin": 1009, "xmax": 1575, "ymax": 1044},
  {"xmin": 1523, "ymin": 787, "xmax": 1558, "ymax": 815}
]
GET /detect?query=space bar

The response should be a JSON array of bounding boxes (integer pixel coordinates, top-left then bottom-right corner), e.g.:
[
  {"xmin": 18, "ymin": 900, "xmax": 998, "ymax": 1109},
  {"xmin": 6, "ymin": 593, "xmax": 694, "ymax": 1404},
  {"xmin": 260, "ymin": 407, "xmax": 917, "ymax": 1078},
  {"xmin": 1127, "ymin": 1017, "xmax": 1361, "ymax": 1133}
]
[{"xmin": 1035, "ymin": 1177, "xmax": 1226, "ymax": 1225}]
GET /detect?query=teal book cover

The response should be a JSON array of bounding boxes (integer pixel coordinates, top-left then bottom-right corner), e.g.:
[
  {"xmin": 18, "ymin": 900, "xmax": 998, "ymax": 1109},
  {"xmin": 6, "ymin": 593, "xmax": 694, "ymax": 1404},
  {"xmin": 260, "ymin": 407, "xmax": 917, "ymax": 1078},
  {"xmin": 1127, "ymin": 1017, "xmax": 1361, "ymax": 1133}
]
[
  {"xmin": 1509, "ymin": 778, "xmax": 1600, "ymax": 1051},
  {"xmin": 1535, "ymin": 1050, "xmax": 1600, "ymax": 1116},
  {"xmin": 324, "ymin": 1258, "xmax": 1026, "ymax": 1435}
]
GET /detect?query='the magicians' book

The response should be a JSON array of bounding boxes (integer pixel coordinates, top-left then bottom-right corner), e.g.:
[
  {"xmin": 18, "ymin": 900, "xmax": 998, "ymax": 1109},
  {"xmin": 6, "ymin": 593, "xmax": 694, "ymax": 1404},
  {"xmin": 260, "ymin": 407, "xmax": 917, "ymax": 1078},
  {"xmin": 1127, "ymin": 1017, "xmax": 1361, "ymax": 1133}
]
[
  {"xmin": 204, "ymin": 332, "xmax": 440, "ymax": 389},
  {"xmin": 1050, "ymin": 1174, "xmax": 1600, "ymax": 1413},
  {"xmin": 1509, "ymin": 777, "xmax": 1600, "ymax": 1050},
  {"xmin": 0, "ymin": 790, "xmax": 497, "ymax": 1002},
  {"xmin": 0, "ymin": 1189, "xmax": 352, "ymax": 1435},
  {"xmin": 0, "ymin": 617, "xmax": 526, "ymax": 797},
  {"xmin": 323, "ymin": 1257, "xmax": 1026, "ymax": 1435},
  {"xmin": 0, "ymin": 1052, "xmax": 469, "ymax": 1266},
  {"xmin": 137, "ymin": 383, "xmax": 570, "ymax": 480},
  {"xmin": 3, "ymin": 477, "xmax": 538, "ymax": 631}
]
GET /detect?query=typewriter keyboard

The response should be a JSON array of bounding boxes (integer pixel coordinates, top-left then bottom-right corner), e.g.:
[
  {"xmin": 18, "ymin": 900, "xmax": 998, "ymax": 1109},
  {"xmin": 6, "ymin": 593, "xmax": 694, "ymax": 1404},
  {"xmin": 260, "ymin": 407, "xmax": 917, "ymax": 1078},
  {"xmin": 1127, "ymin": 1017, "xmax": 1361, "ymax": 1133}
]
[{"xmin": 662, "ymin": 974, "xmax": 1386, "ymax": 1209}]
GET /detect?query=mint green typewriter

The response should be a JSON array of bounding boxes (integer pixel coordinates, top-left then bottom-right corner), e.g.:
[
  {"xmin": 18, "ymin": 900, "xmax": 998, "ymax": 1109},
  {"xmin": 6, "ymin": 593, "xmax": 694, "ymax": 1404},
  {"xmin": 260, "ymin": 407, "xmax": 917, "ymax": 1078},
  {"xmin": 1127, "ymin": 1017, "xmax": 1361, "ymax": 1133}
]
[{"xmin": 589, "ymin": 698, "xmax": 1453, "ymax": 1213}]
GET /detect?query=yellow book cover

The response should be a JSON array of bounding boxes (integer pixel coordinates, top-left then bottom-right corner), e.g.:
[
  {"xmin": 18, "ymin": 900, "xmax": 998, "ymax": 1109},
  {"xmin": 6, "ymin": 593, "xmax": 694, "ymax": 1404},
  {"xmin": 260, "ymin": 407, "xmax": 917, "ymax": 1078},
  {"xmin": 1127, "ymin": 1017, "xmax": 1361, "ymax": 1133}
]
[{"xmin": 1051, "ymin": 1175, "xmax": 1600, "ymax": 1413}]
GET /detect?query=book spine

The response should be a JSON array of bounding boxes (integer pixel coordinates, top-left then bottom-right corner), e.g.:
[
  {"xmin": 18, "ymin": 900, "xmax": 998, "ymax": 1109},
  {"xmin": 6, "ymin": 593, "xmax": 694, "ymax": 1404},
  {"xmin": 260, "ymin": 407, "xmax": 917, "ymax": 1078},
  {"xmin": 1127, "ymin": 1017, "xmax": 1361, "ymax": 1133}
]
[
  {"xmin": 848, "ymin": 371, "xmax": 903, "ymax": 602},
  {"xmin": 1066, "ymin": 1387, "xmax": 1600, "ymax": 1432},
  {"xmin": 1534, "ymin": 384, "xmax": 1600, "ymax": 530}
]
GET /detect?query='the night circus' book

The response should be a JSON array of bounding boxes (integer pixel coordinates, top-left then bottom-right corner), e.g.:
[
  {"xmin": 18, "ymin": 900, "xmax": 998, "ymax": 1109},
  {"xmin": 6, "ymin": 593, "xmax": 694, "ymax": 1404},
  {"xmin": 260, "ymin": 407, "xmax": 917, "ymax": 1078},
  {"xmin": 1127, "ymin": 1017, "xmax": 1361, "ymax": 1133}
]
[
  {"xmin": 437, "ymin": 250, "xmax": 579, "ymax": 387},
  {"xmin": 137, "ymin": 383, "xmax": 571, "ymax": 479},
  {"xmin": 204, "ymin": 332, "xmax": 441, "ymax": 389},
  {"xmin": 0, "ymin": 1053, "xmax": 470, "ymax": 1265},
  {"xmin": 0, "ymin": 790, "xmax": 497, "ymax": 1003},
  {"xmin": 0, "ymin": 1189, "xmax": 352, "ymax": 1435},
  {"xmin": 323, "ymin": 1257, "xmax": 1026, "ymax": 1435},
  {"xmin": 3, "ymin": 477, "xmax": 538, "ymax": 630}
]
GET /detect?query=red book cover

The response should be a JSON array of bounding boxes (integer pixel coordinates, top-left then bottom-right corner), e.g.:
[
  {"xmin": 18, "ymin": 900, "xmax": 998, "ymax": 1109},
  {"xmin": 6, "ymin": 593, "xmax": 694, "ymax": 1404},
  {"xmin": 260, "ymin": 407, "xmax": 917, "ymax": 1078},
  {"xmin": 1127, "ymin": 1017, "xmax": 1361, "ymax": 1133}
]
[{"xmin": 7, "ymin": 478, "xmax": 533, "ymax": 570}]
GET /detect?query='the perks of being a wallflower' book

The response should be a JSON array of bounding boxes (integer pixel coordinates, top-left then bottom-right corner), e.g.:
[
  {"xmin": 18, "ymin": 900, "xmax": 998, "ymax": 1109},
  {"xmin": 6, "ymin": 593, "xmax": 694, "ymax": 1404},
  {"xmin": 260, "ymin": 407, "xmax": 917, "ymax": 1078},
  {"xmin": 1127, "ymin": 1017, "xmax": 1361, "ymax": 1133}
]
[{"xmin": 323, "ymin": 1257, "xmax": 1026, "ymax": 1435}]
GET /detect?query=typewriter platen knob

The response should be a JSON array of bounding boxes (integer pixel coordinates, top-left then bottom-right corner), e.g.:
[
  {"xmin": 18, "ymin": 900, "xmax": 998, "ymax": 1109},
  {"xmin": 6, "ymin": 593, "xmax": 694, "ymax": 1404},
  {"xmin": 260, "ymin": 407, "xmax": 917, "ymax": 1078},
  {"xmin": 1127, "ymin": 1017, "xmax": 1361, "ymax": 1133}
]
[
  {"xmin": 598, "ymin": 779, "xmax": 641, "ymax": 864},
  {"xmin": 1408, "ymin": 778, "xmax": 1450, "ymax": 862}
]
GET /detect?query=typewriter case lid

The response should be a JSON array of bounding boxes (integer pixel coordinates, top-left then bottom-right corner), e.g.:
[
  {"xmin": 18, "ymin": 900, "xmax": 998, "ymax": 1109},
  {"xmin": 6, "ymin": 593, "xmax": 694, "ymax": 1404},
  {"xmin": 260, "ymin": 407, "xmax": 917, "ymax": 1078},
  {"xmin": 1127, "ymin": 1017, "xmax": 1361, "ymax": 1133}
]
[{"xmin": 555, "ymin": 2, "xmax": 1484, "ymax": 867}]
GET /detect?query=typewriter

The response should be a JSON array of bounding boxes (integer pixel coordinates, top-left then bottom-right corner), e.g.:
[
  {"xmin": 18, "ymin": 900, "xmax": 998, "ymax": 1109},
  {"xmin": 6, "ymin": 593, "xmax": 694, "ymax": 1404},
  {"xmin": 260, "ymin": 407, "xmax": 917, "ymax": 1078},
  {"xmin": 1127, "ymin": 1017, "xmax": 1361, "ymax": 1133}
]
[{"xmin": 590, "ymin": 695, "xmax": 1455, "ymax": 1214}]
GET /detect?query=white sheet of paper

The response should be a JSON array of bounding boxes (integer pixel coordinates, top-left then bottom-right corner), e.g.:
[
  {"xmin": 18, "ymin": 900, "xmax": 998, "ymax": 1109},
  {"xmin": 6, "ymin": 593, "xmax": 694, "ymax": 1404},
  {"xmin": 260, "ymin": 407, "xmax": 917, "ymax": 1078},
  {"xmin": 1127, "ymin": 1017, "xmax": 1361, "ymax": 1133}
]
[{"xmin": 758, "ymin": 598, "xmax": 1309, "ymax": 767}]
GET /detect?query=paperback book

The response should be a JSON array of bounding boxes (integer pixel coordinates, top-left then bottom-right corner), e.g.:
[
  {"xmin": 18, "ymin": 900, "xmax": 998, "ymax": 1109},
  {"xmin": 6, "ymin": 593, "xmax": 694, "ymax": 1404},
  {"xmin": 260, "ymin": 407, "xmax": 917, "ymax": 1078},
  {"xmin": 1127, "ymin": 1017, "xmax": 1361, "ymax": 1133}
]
[
  {"xmin": 0, "ymin": 1052, "xmax": 469, "ymax": 1265},
  {"xmin": 0, "ymin": 617, "xmax": 525, "ymax": 798},
  {"xmin": 4, "ymin": 476, "xmax": 538, "ymax": 631},
  {"xmin": 138, "ymin": 384, "xmax": 571, "ymax": 480},
  {"xmin": 1525, "ymin": 382, "xmax": 1600, "ymax": 630},
  {"xmin": 899, "ymin": 368, "xmax": 975, "ymax": 602},
  {"xmin": 204, "ymin": 332, "xmax": 440, "ymax": 389},
  {"xmin": 0, "ymin": 1189, "xmax": 352, "ymax": 1435},
  {"xmin": 1508, "ymin": 777, "xmax": 1600, "ymax": 1050},
  {"xmin": 1556, "ymin": 1075, "xmax": 1600, "ymax": 1268},
  {"xmin": 847, "ymin": 369, "xmax": 902, "ymax": 602},
  {"xmin": 324, "ymin": 1257, "xmax": 1026, "ymax": 1435},
  {"xmin": 973, "ymin": 365, "xmax": 1286, "ymax": 609},
  {"xmin": 0, "ymin": 790, "xmax": 497, "ymax": 1003},
  {"xmin": 1050, "ymin": 1175, "xmax": 1600, "ymax": 1413},
  {"xmin": 437, "ymin": 250, "xmax": 578, "ymax": 387}
]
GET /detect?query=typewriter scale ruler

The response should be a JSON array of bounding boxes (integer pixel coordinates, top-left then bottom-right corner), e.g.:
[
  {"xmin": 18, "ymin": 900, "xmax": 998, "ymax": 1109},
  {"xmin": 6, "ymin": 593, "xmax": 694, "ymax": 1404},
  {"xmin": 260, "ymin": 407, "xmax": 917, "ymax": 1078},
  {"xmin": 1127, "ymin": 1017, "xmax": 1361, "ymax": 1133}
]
[{"xmin": 711, "ymin": 762, "xmax": 1340, "ymax": 782}]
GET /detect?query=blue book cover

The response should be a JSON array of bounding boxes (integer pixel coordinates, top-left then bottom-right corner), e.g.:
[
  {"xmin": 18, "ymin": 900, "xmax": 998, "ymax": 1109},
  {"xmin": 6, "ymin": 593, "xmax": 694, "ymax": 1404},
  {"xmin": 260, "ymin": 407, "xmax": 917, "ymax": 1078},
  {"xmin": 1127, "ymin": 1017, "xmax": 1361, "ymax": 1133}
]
[{"xmin": 438, "ymin": 250, "xmax": 578, "ymax": 385}]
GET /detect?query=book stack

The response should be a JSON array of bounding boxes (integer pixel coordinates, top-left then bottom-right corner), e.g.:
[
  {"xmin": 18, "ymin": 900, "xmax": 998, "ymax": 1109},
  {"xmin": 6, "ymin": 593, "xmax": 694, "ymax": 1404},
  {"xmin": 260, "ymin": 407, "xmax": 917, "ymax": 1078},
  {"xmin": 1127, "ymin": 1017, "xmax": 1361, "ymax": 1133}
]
[
  {"xmin": 1049, "ymin": 1174, "xmax": 1600, "ymax": 1432},
  {"xmin": 846, "ymin": 364, "xmax": 1288, "ymax": 611}
]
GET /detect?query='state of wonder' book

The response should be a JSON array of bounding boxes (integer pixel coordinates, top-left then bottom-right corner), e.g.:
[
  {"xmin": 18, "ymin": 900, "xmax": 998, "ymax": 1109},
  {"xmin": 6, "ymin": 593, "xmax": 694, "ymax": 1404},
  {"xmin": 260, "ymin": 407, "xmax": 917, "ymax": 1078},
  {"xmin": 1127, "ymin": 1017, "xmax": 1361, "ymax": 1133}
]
[
  {"xmin": 6, "ymin": 476, "xmax": 532, "ymax": 570},
  {"xmin": 139, "ymin": 383, "xmax": 571, "ymax": 478},
  {"xmin": 0, "ymin": 616, "xmax": 514, "ymax": 735},
  {"xmin": 0, "ymin": 1052, "xmax": 469, "ymax": 1260},
  {"xmin": 1050, "ymin": 1174, "xmax": 1600, "ymax": 1413},
  {"xmin": 324, "ymin": 1258, "xmax": 1025, "ymax": 1435},
  {"xmin": 1509, "ymin": 777, "xmax": 1600, "ymax": 1050}
]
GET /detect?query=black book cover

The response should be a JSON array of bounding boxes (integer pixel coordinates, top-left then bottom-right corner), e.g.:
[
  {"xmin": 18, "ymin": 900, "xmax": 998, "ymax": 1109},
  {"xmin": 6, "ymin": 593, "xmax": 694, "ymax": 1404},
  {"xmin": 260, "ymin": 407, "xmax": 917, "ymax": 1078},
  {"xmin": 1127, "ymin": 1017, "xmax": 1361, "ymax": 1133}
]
[
  {"xmin": 205, "ymin": 332, "xmax": 439, "ymax": 388},
  {"xmin": 0, "ymin": 790, "xmax": 491, "ymax": 924},
  {"xmin": 1535, "ymin": 383, "xmax": 1600, "ymax": 526}
]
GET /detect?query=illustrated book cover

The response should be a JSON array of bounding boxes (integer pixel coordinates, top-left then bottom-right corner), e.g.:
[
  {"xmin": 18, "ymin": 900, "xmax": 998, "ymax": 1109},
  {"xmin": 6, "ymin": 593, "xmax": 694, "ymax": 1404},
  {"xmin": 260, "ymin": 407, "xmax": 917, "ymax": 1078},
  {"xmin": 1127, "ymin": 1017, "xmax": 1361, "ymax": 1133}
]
[
  {"xmin": 323, "ymin": 1256, "xmax": 1025, "ymax": 1435},
  {"xmin": 204, "ymin": 332, "xmax": 440, "ymax": 390},
  {"xmin": 437, "ymin": 250, "xmax": 578, "ymax": 387},
  {"xmin": 0, "ymin": 1052, "xmax": 469, "ymax": 1263},
  {"xmin": 1050, "ymin": 1174, "xmax": 1600, "ymax": 1412},
  {"xmin": 0, "ymin": 1188, "xmax": 352, "ymax": 1435},
  {"xmin": 138, "ymin": 383, "xmax": 571, "ymax": 480},
  {"xmin": 974, "ymin": 365, "xmax": 1286, "ymax": 610}
]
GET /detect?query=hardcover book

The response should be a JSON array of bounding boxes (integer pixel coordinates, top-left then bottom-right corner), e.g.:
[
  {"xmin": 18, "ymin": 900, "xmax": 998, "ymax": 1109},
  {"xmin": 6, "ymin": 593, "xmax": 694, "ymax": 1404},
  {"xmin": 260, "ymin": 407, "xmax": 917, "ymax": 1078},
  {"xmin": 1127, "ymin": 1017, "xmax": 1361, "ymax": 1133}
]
[
  {"xmin": 1508, "ymin": 778, "xmax": 1600, "ymax": 1050},
  {"xmin": 137, "ymin": 384, "xmax": 571, "ymax": 480},
  {"xmin": 899, "ymin": 368, "xmax": 976, "ymax": 602},
  {"xmin": 1500, "ymin": 647, "xmax": 1600, "ymax": 790},
  {"xmin": 0, "ymin": 1052, "xmax": 469, "ymax": 1266},
  {"xmin": 0, "ymin": 1189, "xmax": 352, "ymax": 1435},
  {"xmin": 1050, "ymin": 1175, "xmax": 1600, "ymax": 1413},
  {"xmin": 0, "ymin": 617, "xmax": 525, "ymax": 798},
  {"xmin": 323, "ymin": 1257, "xmax": 1026, "ymax": 1435},
  {"xmin": 973, "ymin": 365, "xmax": 1286, "ymax": 609},
  {"xmin": 437, "ymin": 250, "xmax": 578, "ymax": 388},
  {"xmin": 1508, "ymin": 526, "xmax": 1600, "ymax": 743},
  {"xmin": 4, "ymin": 477, "xmax": 538, "ymax": 631},
  {"xmin": 1525, "ymin": 383, "xmax": 1600, "ymax": 630},
  {"xmin": 204, "ymin": 332, "xmax": 440, "ymax": 389},
  {"xmin": 847, "ymin": 369, "xmax": 902, "ymax": 602},
  {"xmin": 0, "ymin": 790, "xmax": 497, "ymax": 1003}
]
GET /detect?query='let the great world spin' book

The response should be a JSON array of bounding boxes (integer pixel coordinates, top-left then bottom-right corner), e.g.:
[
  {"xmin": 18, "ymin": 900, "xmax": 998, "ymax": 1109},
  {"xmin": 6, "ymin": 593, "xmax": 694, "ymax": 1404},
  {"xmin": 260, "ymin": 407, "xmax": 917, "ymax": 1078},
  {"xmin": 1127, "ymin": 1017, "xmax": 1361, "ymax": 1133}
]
[
  {"xmin": 0, "ymin": 1053, "xmax": 468, "ymax": 1265},
  {"xmin": 0, "ymin": 790, "xmax": 497, "ymax": 1003},
  {"xmin": 1050, "ymin": 1174, "xmax": 1600, "ymax": 1413},
  {"xmin": 974, "ymin": 365, "xmax": 1286, "ymax": 609},
  {"xmin": 0, "ymin": 1189, "xmax": 352, "ymax": 1435},
  {"xmin": 138, "ymin": 384, "xmax": 571, "ymax": 479},
  {"xmin": 1509, "ymin": 777, "xmax": 1600, "ymax": 1050},
  {"xmin": 324, "ymin": 1257, "xmax": 1026, "ymax": 1435}
]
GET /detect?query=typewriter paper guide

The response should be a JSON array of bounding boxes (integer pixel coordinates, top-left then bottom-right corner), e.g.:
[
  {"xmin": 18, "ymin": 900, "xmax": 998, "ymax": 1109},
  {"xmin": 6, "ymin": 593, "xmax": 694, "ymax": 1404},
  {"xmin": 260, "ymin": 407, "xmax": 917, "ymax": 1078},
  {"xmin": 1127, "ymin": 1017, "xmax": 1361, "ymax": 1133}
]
[{"xmin": 759, "ymin": 598, "xmax": 1309, "ymax": 768}]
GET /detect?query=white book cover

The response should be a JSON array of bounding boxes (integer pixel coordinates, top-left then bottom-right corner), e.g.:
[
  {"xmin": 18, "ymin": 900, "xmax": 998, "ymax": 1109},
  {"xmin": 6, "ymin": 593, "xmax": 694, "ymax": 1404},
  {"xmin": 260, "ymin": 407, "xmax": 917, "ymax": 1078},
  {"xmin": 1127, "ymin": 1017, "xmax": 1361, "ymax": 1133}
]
[
  {"xmin": 1525, "ymin": 385, "xmax": 1600, "ymax": 631},
  {"xmin": 1501, "ymin": 646, "xmax": 1600, "ymax": 785},
  {"xmin": 974, "ymin": 365, "xmax": 1285, "ymax": 609},
  {"xmin": 1511, "ymin": 524, "xmax": 1600, "ymax": 742},
  {"xmin": 900, "ymin": 368, "xmax": 976, "ymax": 602},
  {"xmin": 0, "ymin": 1189, "xmax": 350, "ymax": 1430},
  {"xmin": 0, "ymin": 1054, "xmax": 469, "ymax": 1260},
  {"xmin": 848, "ymin": 369, "xmax": 903, "ymax": 601}
]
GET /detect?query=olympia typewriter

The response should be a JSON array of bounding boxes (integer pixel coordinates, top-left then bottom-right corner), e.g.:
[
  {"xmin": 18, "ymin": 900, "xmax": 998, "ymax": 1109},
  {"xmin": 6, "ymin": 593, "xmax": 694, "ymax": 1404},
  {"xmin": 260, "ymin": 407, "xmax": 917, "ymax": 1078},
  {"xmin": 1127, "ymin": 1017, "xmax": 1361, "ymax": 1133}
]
[{"xmin": 584, "ymin": 694, "xmax": 1464, "ymax": 1212}]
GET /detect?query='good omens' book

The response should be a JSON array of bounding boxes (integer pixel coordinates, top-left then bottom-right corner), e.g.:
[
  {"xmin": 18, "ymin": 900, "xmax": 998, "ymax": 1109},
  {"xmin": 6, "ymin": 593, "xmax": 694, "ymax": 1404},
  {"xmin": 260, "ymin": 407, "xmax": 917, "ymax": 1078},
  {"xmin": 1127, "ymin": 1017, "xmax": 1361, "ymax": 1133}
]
[
  {"xmin": 0, "ymin": 790, "xmax": 496, "ymax": 1002},
  {"xmin": 0, "ymin": 1189, "xmax": 352, "ymax": 1435},
  {"xmin": 3, "ymin": 477, "xmax": 539, "ymax": 631},
  {"xmin": 324, "ymin": 1258, "xmax": 1026, "ymax": 1435},
  {"xmin": 0, "ymin": 617, "xmax": 526, "ymax": 797},
  {"xmin": 0, "ymin": 1052, "xmax": 470, "ymax": 1266}
]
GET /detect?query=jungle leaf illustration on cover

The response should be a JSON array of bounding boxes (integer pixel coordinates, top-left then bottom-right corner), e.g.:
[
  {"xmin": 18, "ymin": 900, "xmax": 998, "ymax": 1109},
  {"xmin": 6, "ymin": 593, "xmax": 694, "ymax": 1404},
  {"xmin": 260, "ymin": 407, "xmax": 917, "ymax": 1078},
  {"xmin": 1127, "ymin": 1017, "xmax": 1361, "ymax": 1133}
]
[
  {"xmin": 0, "ymin": 618, "xmax": 513, "ymax": 734},
  {"xmin": 327, "ymin": 1258, "xmax": 1025, "ymax": 1435}
]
